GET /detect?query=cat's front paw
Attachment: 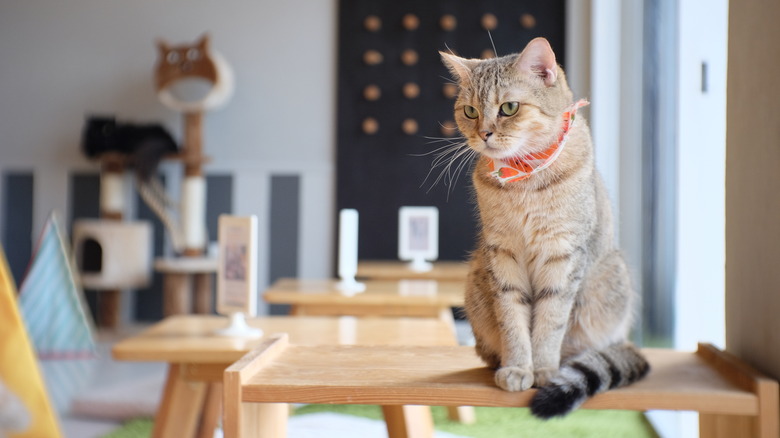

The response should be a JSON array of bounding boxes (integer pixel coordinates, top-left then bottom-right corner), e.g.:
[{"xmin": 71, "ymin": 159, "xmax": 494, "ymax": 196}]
[
  {"xmin": 533, "ymin": 367, "xmax": 559, "ymax": 387},
  {"xmin": 495, "ymin": 366, "xmax": 534, "ymax": 392}
]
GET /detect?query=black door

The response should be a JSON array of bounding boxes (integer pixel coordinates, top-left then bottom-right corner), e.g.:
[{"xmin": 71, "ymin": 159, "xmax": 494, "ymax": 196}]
[{"xmin": 336, "ymin": 0, "xmax": 566, "ymax": 262}]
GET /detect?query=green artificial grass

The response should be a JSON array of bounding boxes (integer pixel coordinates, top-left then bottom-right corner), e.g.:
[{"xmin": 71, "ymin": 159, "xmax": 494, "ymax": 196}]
[
  {"xmin": 102, "ymin": 405, "xmax": 658, "ymax": 438},
  {"xmin": 295, "ymin": 405, "xmax": 658, "ymax": 438},
  {"xmin": 101, "ymin": 417, "xmax": 154, "ymax": 438}
]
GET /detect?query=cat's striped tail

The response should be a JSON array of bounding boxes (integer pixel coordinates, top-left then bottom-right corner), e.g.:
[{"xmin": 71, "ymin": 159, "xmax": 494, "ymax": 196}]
[{"xmin": 530, "ymin": 342, "xmax": 650, "ymax": 419}]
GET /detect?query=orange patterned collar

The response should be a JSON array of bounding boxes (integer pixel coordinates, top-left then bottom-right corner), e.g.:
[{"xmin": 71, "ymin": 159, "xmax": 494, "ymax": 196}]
[{"xmin": 487, "ymin": 99, "xmax": 589, "ymax": 184}]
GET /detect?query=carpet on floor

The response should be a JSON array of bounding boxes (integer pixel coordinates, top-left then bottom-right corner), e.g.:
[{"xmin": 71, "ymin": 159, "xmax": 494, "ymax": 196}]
[{"xmin": 69, "ymin": 372, "xmax": 163, "ymax": 421}]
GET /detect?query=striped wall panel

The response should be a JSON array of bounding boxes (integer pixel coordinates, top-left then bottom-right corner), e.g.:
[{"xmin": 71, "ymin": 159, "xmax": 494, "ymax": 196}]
[
  {"xmin": 268, "ymin": 175, "xmax": 301, "ymax": 315},
  {"xmin": 206, "ymin": 174, "xmax": 234, "ymax": 241},
  {"xmin": 2, "ymin": 172, "xmax": 34, "ymax": 287},
  {"xmin": 68, "ymin": 173, "xmax": 101, "ymax": 322}
]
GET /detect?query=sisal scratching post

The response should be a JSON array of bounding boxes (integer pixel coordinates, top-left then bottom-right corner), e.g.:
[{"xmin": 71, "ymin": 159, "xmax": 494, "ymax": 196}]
[
  {"xmin": 181, "ymin": 111, "xmax": 207, "ymax": 257},
  {"xmin": 98, "ymin": 153, "xmax": 124, "ymax": 328}
]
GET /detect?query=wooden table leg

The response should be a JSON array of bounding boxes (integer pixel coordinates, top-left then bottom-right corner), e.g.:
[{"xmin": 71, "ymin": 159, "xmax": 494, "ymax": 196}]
[
  {"xmin": 164, "ymin": 273, "xmax": 192, "ymax": 315},
  {"xmin": 756, "ymin": 374, "xmax": 780, "ymax": 438},
  {"xmin": 699, "ymin": 349, "xmax": 779, "ymax": 438},
  {"xmin": 438, "ymin": 307, "xmax": 455, "ymax": 333},
  {"xmin": 98, "ymin": 289, "xmax": 121, "ymax": 329},
  {"xmin": 699, "ymin": 414, "xmax": 756, "ymax": 438},
  {"xmin": 193, "ymin": 273, "xmax": 213, "ymax": 314},
  {"xmin": 153, "ymin": 364, "xmax": 207, "ymax": 438},
  {"xmin": 197, "ymin": 382, "xmax": 222, "ymax": 438},
  {"xmin": 446, "ymin": 406, "xmax": 476, "ymax": 424},
  {"xmin": 381, "ymin": 405, "xmax": 434, "ymax": 438},
  {"xmin": 700, "ymin": 376, "xmax": 780, "ymax": 438},
  {"xmin": 238, "ymin": 403, "xmax": 288, "ymax": 438}
]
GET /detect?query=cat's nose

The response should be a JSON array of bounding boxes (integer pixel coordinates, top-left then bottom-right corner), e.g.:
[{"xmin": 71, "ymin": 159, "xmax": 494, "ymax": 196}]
[{"xmin": 479, "ymin": 131, "xmax": 493, "ymax": 142}]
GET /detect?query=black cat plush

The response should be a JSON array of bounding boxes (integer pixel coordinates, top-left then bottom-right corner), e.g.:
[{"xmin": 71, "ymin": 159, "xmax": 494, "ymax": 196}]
[{"xmin": 82, "ymin": 116, "xmax": 179, "ymax": 180}]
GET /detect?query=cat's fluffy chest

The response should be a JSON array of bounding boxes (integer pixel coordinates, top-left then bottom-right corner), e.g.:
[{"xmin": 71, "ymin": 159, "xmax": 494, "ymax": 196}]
[{"xmin": 473, "ymin": 157, "xmax": 593, "ymax": 285}]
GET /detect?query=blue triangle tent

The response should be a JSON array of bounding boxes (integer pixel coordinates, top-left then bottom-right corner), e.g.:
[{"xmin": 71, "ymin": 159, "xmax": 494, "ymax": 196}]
[{"xmin": 18, "ymin": 212, "xmax": 97, "ymax": 412}]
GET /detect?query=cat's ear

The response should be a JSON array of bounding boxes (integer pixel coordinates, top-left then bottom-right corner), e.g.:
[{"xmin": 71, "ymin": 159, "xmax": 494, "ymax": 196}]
[
  {"xmin": 156, "ymin": 39, "xmax": 171, "ymax": 54},
  {"xmin": 440, "ymin": 52, "xmax": 478, "ymax": 84},
  {"xmin": 515, "ymin": 38, "xmax": 558, "ymax": 87},
  {"xmin": 196, "ymin": 33, "xmax": 211, "ymax": 51}
]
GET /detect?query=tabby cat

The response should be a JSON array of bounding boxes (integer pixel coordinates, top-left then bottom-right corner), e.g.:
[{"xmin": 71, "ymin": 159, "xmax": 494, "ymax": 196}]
[{"xmin": 440, "ymin": 37, "xmax": 649, "ymax": 418}]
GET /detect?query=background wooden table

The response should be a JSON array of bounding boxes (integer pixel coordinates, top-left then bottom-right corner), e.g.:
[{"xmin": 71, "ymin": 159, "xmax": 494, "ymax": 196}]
[
  {"xmin": 263, "ymin": 278, "xmax": 465, "ymax": 327},
  {"xmin": 112, "ymin": 315, "xmax": 459, "ymax": 438},
  {"xmin": 357, "ymin": 260, "xmax": 469, "ymax": 281}
]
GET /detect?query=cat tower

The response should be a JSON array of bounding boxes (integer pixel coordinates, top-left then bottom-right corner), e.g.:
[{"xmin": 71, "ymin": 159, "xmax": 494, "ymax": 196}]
[
  {"xmin": 73, "ymin": 153, "xmax": 154, "ymax": 328},
  {"xmin": 75, "ymin": 35, "xmax": 234, "ymax": 326},
  {"xmin": 151, "ymin": 34, "xmax": 234, "ymax": 316}
]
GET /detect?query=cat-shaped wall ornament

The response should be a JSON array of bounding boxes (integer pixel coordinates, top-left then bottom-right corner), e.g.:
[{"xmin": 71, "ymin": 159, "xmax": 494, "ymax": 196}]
[
  {"xmin": 440, "ymin": 37, "xmax": 649, "ymax": 418},
  {"xmin": 154, "ymin": 34, "xmax": 234, "ymax": 113}
]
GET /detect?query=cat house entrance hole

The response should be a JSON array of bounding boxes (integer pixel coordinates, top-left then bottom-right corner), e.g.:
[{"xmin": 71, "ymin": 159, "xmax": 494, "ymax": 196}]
[{"xmin": 80, "ymin": 238, "xmax": 103, "ymax": 273}]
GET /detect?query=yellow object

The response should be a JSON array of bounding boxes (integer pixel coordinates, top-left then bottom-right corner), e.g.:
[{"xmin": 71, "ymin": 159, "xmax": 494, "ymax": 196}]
[{"xmin": 0, "ymin": 246, "xmax": 61, "ymax": 438}]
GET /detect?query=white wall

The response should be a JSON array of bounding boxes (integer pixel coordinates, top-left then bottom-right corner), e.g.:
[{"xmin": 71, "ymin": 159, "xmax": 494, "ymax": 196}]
[
  {"xmin": 650, "ymin": 2, "xmax": 729, "ymax": 436},
  {"xmin": 0, "ymin": 0, "xmax": 337, "ymax": 303},
  {"xmin": 675, "ymin": 0, "xmax": 727, "ymax": 351}
]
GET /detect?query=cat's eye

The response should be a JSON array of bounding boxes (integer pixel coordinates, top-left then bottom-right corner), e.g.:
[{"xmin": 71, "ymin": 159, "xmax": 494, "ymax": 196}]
[
  {"xmin": 166, "ymin": 51, "xmax": 180, "ymax": 64},
  {"xmin": 464, "ymin": 105, "xmax": 479, "ymax": 119},
  {"xmin": 499, "ymin": 102, "xmax": 520, "ymax": 117},
  {"xmin": 186, "ymin": 49, "xmax": 200, "ymax": 60}
]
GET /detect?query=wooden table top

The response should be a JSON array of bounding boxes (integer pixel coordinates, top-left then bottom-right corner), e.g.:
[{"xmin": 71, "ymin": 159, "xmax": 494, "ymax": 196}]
[
  {"xmin": 357, "ymin": 260, "xmax": 469, "ymax": 281},
  {"xmin": 112, "ymin": 315, "xmax": 457, "ymax": 364},
  {"xmin": 263, "ymin": 278, "xmax": 465, "ymax": 307},
  {"xmin": 235, "ymin": 338, "xmax": 765, "ymax": 416}
]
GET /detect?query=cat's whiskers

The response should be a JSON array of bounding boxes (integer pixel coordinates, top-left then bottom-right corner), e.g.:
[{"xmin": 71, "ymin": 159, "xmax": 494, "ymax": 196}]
[
  {"xmin": 434, "ymin": 145, "xmax": 474, "ymax": 195},
  {"xmin": 439, "ymin": 76, "xmax": 460, "ymax": 87},
  {"xmin": 449, "ymin": 148, "xmax": 478, "ymax": 191},
  {"xmin": 487, "ymin": 30, "xmax": 498, "ymax": 57},
  {"xmin": 411, "ymin": 138, "xmax": 465, "ymax": 157},
  {"xmin": 418, "ymin": 136, "xmax": 477, "ymax": 199}
]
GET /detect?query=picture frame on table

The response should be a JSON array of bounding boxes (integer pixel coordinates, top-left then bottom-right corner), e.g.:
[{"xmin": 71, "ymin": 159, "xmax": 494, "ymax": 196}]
[
  {"xmin": 216, "ymin": 215, "xmax": 258, "ymax": 317},
  {"xmin": 398, "ymin": 206, "xmax": 438, "ymax": 271}
]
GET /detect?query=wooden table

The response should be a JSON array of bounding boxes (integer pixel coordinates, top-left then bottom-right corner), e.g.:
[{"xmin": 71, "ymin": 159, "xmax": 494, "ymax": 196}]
[
  {"xmin": 155, "ymin": 257, "xmax": 218, "ymax": 315},
  {"xmin": 112, "ymin": 315, "xmax": 458, "ymax": 438},
  {"xmin": 226, "ymin": 339, "xmax": 780, "ymax": 438},
  {"xmin": 357, "ymin": 260, "xmax": 469, "ymax": 281},
  {"xmin": 263, "ymin": 278, "xmax": 465, "ymax": 327}
]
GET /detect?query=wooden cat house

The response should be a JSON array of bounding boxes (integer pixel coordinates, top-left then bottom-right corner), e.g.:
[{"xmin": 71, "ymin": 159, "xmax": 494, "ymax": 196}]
[{"xmin": 72, "ymin": 219, "xmax": 152, "ymax": 290}]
